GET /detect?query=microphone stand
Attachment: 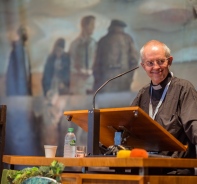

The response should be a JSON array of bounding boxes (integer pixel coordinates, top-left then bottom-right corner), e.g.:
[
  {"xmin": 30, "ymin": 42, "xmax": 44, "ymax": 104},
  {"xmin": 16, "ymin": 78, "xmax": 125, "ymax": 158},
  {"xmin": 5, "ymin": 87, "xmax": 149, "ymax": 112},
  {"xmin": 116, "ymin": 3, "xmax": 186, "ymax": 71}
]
[
  {"xmin": 87, "ymin": 66, "xmax": 139, "ymax": 156},
  {"xmin": 92, "ymin": 66, "xmax": 139, "ymax": 109}
]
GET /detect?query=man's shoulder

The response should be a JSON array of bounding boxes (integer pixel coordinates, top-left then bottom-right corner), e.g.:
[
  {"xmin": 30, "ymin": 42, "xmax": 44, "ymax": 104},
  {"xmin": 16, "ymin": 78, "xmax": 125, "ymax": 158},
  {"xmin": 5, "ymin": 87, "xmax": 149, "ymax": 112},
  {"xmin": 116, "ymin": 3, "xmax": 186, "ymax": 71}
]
[
  {"xmin": 70, "ymin": 36, "xmax": 81, "ymax": 45},
  {"xmin": 173, "ymin": 76, "xmax": 192, "ymax": 84},
  {"xmin": 70, "ymin": 36, "xmax": 96, "ymax": 46},
  {"xmin": 121, "ymin": 32, "xmax": 134, "ymax": 40},
  {"xmin": 172, "ymin": 76, "xmax": 196, "ymax": 89},
  {"xmin": 98, "ymin": 32, "xmax": 131, "ymax": 45},
  {"xmin": 138, "ymin": 83, "xmax": 150, "ymax": 94},
  {"xmin": 98, "ymin": 33, "xmax": 113, "ymax": 43}
]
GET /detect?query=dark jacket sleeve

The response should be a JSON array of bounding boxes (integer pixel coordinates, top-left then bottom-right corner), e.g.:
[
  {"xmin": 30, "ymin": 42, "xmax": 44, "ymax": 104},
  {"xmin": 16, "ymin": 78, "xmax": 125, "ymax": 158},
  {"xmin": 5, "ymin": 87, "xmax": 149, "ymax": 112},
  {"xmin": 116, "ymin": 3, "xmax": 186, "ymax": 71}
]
[
  {"xmin": 60, "ymin": 53, "xmax": 71, "ymax": 88},
  {"xmin": 42, "ymin": 54, "xmax": 55, "ymax": 96},
  {"xmin": 178, "ymin": 79, "xmax": 197, "ymax": 145}
]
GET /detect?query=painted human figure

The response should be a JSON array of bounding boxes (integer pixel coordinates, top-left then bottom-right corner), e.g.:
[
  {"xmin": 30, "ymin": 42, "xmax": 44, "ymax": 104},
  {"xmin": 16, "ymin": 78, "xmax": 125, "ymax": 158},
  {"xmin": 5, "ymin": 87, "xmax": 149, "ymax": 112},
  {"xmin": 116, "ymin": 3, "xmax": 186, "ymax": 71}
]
[
  {"xmin": 69, "ymin": 15, "xmax": 97, "ymax": 94},
  {"xmin": 93, "ymin": 19, "xmax": 139, "ymax": 93},
  {"xmin": 6, "ymin": 25, "xmax": 32, "ymax": 96},
  {"xmin": 42, "ymin": 38, "xmax": 70, "ymax": 96}
]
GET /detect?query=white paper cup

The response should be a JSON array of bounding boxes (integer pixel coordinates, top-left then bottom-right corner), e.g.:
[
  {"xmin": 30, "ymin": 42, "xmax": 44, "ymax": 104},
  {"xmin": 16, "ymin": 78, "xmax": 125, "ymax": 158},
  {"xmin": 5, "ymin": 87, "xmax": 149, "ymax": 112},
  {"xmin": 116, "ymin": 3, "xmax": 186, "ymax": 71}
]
[
  {"xmin": 76, "ymin": 146, "xmax": 86, "ymax": 158},
  {"xmin": 44, "ymin": 145, "xmax": 57, "ymax": 158}
]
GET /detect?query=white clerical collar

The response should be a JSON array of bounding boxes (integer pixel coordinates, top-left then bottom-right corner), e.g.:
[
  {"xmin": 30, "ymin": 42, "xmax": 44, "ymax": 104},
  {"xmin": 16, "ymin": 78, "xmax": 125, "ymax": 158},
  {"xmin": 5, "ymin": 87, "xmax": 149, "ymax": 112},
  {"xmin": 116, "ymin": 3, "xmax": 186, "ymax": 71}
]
[
  {"xmin": 152, "ymin": 84, "xmax": 162, "ymax": 90},
  {"xmin": 151, "ymin": 72, "xmax": 173, "ymax": 91}
]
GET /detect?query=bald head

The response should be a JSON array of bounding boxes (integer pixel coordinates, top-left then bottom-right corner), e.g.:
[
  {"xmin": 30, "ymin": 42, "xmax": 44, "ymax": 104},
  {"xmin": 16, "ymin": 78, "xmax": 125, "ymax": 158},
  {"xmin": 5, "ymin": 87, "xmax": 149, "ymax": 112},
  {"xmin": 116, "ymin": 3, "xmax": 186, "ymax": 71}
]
[
  {"xmin": 140, "ymin": 40, "xmax": 171, "ymax": 61},
  {"xmin": 140, "ymin": 40, "xmax": 173, "ymax": 85}
]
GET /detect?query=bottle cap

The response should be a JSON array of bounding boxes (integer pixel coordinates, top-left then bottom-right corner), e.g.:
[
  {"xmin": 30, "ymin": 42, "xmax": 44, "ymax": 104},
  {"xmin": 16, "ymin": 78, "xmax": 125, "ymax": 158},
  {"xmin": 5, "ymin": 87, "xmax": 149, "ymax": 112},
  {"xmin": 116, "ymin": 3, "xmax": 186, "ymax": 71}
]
[{"xmin": 68, "ymin": 128, "xmax": 74, "ymax": 132}]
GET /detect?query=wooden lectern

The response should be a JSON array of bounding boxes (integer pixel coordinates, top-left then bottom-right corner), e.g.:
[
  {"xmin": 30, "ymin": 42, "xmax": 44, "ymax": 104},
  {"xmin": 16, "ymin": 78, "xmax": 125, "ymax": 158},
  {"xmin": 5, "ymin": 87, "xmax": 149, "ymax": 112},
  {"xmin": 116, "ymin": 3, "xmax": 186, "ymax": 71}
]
[{"xmin": 64, "ymin": 106, "xmax": 186, "ymax": 156}]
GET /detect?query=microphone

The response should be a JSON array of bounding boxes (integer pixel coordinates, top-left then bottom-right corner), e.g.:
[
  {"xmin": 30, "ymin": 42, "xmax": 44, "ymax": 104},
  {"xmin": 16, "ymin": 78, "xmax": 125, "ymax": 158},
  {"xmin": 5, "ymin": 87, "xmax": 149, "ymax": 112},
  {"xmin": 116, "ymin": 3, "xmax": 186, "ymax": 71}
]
[
  {"xmin": 92, "ymin": 66, "xmax": 139, "ymax": 109},
  {"xmin": 88, "ymin": 66, "xmax": 139, "ymax": 156}
]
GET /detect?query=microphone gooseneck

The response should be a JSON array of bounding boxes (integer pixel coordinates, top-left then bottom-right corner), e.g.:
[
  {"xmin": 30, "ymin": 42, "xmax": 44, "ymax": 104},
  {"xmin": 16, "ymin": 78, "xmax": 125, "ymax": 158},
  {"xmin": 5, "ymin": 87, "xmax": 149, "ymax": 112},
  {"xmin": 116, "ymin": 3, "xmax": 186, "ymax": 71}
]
[{"xmin": 92, "ymin": 66, "xmax": 139, "ymax": 109}]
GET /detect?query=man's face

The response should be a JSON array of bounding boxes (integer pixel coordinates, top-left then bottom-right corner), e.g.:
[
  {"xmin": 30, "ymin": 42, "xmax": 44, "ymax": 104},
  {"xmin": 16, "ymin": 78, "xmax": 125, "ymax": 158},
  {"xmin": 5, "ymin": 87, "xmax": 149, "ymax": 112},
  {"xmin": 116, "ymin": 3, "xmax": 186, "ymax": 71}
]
[
  {"xmin": 141, "ymin": 44, "xmax": 173, "ymax": 85},
  {"xmin": 84, "ymin": 19, "xmax": 95, "ymax": 35},
  {"xmin": 55, "ymin": 46, "xmax": 64, "ymax": 58}
]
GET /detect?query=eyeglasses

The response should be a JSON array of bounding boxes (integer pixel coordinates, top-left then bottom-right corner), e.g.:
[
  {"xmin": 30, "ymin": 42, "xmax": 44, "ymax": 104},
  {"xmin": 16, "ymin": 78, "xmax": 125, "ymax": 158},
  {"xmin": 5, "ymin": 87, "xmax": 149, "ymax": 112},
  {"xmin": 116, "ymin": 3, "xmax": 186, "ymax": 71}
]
[{"xmin": 143, "ymin": 57, "xmax": 170, "ymax": 67}]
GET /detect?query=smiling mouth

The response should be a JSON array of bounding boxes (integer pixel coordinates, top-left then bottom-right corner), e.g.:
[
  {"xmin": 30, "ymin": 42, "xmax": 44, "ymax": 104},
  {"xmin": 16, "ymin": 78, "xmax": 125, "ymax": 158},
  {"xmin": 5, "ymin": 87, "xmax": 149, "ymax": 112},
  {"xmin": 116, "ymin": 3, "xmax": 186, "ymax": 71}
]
[
  {"xmin": 152, "ymin": 70, "xmax": 162, "ymax": 74},
  {"xmin": 152, "ymin": 69, "xmax": 162, "ymax": 73}
]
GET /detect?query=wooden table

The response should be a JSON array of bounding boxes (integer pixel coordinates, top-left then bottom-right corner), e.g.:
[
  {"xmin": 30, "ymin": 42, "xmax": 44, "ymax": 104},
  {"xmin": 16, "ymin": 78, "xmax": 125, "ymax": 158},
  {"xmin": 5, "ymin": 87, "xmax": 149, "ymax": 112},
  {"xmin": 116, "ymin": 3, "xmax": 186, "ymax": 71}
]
[{"xmin": 3, "ymin": 155, "xmax": 197, "ymax": 184}]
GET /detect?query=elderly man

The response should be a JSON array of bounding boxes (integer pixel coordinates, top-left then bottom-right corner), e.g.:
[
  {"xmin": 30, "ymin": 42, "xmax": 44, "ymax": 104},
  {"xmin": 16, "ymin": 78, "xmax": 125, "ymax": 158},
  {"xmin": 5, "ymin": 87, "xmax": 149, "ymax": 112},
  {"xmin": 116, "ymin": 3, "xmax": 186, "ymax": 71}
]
[{"xmin": 131, "ymin": 40, "xmax": 197, "ymax": 175}]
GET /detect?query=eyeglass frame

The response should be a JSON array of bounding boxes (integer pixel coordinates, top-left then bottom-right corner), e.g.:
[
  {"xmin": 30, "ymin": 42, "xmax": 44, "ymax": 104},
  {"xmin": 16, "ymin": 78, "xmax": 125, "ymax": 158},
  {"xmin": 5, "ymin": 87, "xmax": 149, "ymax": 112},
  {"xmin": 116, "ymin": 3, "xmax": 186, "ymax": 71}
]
[{"xmin": 142, "ymin": 57, "xmax": 171, "ymax": 67}]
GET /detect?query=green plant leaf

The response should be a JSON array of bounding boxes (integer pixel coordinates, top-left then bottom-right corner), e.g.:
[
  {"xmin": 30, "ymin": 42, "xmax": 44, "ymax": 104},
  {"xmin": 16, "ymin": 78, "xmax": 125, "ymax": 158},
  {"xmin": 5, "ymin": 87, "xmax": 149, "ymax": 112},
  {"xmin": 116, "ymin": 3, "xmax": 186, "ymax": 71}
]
[{"xmin": 7, "ymin": 160, "xmax": 65, "ymax": 184}]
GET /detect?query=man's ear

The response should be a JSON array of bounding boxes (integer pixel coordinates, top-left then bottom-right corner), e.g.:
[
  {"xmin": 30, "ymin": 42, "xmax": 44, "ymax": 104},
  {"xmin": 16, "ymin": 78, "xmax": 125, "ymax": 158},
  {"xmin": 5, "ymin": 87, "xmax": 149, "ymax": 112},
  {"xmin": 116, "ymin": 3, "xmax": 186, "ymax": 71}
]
[
  {"xmin": 168, "ymin": 56, "xmax": 173, "ymax": 66},
  {"xmin": 141, "ymin": 62, "xmax": 145, "ymax": 69}
]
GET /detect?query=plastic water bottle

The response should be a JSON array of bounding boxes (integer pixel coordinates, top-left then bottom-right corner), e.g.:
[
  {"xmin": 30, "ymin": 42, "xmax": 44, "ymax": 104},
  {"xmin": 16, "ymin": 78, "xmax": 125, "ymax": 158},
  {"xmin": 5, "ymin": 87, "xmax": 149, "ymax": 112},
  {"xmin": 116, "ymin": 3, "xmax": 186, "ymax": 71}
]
[{"xmin": 63, "ymin": 128, "xmax": 76, "ymax": 157}]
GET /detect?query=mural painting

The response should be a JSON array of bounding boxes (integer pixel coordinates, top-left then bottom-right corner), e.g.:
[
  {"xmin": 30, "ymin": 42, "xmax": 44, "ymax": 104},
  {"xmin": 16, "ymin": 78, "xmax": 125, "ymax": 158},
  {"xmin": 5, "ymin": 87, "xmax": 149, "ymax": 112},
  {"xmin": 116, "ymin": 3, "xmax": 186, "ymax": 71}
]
[{"xmin": 0, "ymin": 0, "xmax": 197, "ymax": 165}]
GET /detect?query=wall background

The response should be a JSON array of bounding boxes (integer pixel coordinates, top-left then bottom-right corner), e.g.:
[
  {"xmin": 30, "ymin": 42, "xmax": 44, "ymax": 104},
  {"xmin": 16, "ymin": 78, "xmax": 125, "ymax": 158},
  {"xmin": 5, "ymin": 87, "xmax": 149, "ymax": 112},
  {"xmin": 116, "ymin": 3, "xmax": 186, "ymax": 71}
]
[{"xmin": 0, "ymin": 0, "xmax": 197, "ymax": 162}]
